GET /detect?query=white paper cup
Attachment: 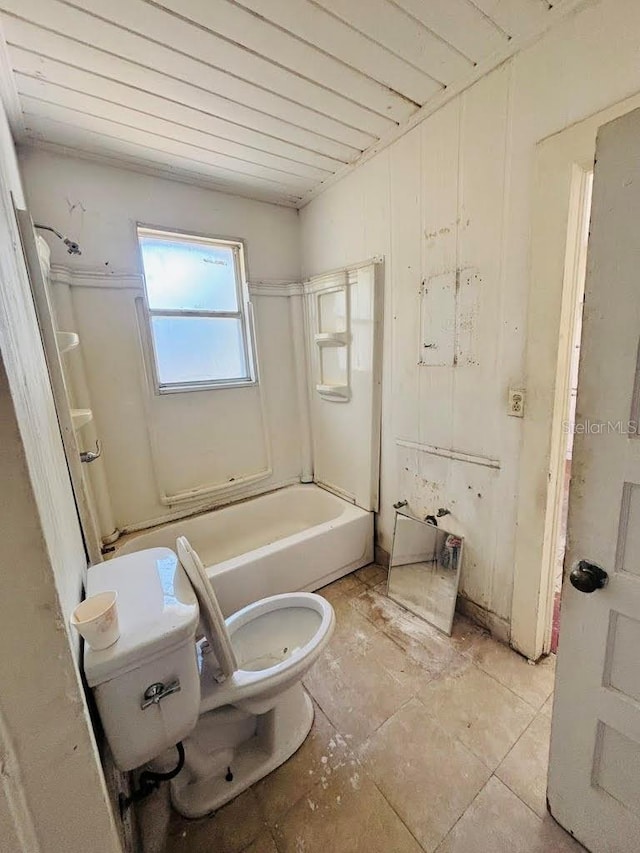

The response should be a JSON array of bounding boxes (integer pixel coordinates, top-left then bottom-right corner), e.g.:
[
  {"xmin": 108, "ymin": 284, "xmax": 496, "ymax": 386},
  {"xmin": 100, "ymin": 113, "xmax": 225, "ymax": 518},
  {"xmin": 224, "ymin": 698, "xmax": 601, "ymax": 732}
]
[{"xmin": 70, "ymin": 591, "xmax": 119, "ymax": 650}]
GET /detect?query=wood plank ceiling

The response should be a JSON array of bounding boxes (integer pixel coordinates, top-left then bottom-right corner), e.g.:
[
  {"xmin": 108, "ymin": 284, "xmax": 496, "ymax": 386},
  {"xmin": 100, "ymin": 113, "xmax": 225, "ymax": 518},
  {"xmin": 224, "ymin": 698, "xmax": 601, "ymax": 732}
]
[{"xmin": 0, "ymin": 0, "xmax": 575, "ymax": 207}]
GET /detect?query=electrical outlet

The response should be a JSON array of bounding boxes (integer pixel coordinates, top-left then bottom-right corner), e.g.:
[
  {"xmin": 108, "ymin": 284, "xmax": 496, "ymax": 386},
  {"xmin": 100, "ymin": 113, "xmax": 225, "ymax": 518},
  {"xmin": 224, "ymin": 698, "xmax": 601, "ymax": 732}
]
[{"xmin": 508, "ymin": 388, "xmax": 525, "ymax": 417}]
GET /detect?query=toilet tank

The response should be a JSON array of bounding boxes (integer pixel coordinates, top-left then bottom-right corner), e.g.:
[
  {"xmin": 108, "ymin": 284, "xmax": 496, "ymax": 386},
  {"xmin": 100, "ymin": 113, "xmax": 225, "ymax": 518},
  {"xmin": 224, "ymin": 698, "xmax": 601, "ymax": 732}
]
[{"xmin": 84, "ymin": 548, "xmax": 200, "ymax": 771}]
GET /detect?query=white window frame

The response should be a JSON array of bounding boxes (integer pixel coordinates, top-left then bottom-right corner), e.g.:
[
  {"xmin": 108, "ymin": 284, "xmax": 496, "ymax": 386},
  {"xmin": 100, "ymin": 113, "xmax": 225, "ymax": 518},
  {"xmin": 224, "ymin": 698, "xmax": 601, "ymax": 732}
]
[{"xmin": 136, "ymin": 225, "xmax": 257, "ymax": 394}]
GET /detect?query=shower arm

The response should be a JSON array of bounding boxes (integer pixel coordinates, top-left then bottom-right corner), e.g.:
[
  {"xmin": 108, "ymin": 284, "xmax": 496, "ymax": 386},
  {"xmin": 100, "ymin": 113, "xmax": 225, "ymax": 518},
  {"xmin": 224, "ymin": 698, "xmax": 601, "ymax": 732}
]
[
  {"xmin": 34, "ymin": 223, "xmax": 82, "ymax": 256},
  {"xmin": 34, "ymin": 223, "xmax": 64, "ymax": 241}
]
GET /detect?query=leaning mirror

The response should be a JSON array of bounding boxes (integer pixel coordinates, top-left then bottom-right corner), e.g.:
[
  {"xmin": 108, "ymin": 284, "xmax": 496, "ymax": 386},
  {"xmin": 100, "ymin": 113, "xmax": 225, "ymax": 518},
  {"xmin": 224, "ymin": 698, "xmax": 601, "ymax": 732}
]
[{"xmin": 387, "ymin": 512, "xmax": 463, "ymax": 635}]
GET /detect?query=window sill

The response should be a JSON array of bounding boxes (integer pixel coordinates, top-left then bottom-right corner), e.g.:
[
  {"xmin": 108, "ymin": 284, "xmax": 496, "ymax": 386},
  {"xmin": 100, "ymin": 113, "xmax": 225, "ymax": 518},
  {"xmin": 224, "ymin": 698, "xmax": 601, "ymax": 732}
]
[{"xmin": 156, "ymin": 378, "xmax": 258, "ymax": 395}]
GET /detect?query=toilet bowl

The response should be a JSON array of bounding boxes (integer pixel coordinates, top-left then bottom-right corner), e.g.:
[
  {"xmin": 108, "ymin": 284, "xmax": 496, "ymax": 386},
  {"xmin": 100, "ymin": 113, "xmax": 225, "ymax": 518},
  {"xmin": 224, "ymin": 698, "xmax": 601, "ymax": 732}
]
[
  {"xmin": 172, "ymin": 536, "xmax": 335, "ymax": 816},
  {"xmin": 199, "ymin": 592, "xmax": 335, "ymax": 714},
  {"xmin": 83, "ymin": 541, "xmax": 334, "ymax": 819}
]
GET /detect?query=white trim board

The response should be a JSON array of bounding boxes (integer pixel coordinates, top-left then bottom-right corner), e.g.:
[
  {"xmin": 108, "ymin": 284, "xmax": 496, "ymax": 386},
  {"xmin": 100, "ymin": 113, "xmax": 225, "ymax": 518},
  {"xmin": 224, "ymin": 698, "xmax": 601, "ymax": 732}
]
[
  {"xmin": 396, "ymin": 438, "xmax": 501, "ymax": 470},
  {"xmin": 115, "ymin": 475, "xmax": 302, "ymax": 537},
  {"xmin": 49, "ymin": 264, "xmax": 302, "ymax": 296},
  {"xmin": 303, "ymin": 256, "xmax": 384, "ymax": 286},
  {"xmin": 511, "ymin": 90, "xmax": 640, "ymax": 661}
]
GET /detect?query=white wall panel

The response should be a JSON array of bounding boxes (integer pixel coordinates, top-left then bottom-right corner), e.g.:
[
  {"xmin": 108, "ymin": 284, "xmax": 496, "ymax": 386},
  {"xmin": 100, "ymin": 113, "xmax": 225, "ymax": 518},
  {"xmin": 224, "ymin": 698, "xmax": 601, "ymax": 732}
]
[
  {"xmin": 389, "ymin": 128, "xmax": 421, "ymax": 445},
  {"xmin": 20, "ymin": 148, "xmax": 303, "ymax": 532},
  {"xmin": 452, "ymin": 66, "xmax": 509, "ymax": 460},
  {"xmin": 418, "ymin": 100, "xmax": 459, "ymax": 452},
  {"xmin": 301, "ymin": 0, "xmax": 640, "ymax": 629},
  {"xmin": 305, "ymin": 262, "xmax": 382, "ymax": 511},
  {"xmin": 419, "ymin": 272, "xmax": 456, "ymax": 367}
]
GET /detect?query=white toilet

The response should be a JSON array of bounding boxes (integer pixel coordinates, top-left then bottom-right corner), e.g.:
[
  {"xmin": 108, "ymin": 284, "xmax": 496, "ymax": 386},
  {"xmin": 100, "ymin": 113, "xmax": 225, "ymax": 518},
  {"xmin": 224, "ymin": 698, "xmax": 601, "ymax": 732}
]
[{"xmin": 83, "ymin": 539, "xmax": 334, "ymax": 817}]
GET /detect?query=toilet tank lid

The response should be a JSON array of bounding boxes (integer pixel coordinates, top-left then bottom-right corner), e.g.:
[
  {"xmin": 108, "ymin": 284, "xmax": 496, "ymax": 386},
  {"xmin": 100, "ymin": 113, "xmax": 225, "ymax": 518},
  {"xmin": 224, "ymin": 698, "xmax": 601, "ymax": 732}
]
[{"xmin": 84, "ymin": 547, "xmax": 199, "ymax": 687}]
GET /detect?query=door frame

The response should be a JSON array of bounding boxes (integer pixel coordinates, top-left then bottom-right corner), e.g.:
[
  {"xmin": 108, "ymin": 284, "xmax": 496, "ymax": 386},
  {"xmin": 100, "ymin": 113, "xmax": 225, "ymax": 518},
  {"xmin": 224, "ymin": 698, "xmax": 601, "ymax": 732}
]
[{"xmin": 511, "ymin": 92, "xmax": 640, "ymax": 661}]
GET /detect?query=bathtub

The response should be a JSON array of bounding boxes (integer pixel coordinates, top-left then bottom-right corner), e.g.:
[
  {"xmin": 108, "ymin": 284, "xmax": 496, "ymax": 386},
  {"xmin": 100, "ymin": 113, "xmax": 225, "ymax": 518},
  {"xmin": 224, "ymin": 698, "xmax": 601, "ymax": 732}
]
[{"xmin": 116, "ymin": 484, "xmax": 373, "ymax": 616}]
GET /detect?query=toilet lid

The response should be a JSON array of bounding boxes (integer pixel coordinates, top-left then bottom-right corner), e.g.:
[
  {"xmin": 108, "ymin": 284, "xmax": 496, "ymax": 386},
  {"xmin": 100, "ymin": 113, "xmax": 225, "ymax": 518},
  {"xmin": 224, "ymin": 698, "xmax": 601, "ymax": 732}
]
[{"xmin": 176, "ymin": 536, "xmax": 238, "ymax": 679}]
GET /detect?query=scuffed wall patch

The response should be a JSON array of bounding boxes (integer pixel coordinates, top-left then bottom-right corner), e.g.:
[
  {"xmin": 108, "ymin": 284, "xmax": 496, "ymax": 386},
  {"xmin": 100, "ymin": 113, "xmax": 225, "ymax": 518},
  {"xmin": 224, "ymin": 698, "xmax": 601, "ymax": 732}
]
[
  {"xmin": 395, "ymin": 442, "xmax": 499, "ymax": 613},
  {"xmin": 419, "ymin": 267, "xmax": 482, "ymax": 367}
]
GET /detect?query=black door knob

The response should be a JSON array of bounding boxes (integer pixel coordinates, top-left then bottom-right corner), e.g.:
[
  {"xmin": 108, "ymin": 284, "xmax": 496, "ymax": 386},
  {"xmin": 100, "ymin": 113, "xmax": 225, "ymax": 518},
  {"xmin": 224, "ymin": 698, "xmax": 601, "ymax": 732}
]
[{"xmin": 569, "ymin": 560, "xmax": 608, "ymax": 593}]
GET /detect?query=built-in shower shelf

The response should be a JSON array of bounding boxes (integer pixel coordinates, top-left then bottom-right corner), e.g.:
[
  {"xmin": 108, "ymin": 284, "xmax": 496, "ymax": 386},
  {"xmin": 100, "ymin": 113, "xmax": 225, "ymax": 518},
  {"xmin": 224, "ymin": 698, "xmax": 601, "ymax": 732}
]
[
  {"xmin": 316, "ymin": 383, "xmax": 350, "ymax": 401},
  {"xmin": 71, "ymin": 408, "xmax": 93, "ymax": 431},
  {"xmin": 56, "ymin": 331, "xmax": 80, "ymax": 353},
  {"xmin": 314, "ymin": 332, "xmax": 348, "ymax": 347}
]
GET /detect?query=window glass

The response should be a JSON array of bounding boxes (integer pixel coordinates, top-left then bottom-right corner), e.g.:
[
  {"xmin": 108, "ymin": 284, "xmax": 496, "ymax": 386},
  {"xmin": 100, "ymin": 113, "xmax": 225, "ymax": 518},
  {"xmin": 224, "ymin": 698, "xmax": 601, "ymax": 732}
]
[
  {"xmin": 139, "ymin": 234, "xmax": 238, "ymax": 312},
  {"xmin": 137, "ymin": 227, "xmax": 254, "ymax": 392},
  {"xmin": 151, "ymin": 316, "xmax": 247, "ymax": 385}
]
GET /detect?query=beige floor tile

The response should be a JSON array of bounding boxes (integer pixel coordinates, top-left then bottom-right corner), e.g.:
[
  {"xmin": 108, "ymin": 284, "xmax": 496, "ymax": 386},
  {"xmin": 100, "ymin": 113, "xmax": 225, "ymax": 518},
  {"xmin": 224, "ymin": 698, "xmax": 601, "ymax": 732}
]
[
  {"xmin": 436, "ymin": 776, "xmax": 583, "ymax": 853},
  {"xmin": 243, "ymin": 829, "xmax": 280, "ymax": 853},
  {"xmin": 324, "ymin": 598, "xmax": 427, "ymax": 691},
  {"xmin": 304, "ymin": 645, "xmax": 414, "ymax": 745},
  {"xmin": 449, "ymin": 614, "xmax": 490, "ymax": 654},
  {"xmin": 253, "ymin": 702, "xmax": 353, "ymax": 826},
  {"xmin": 332, "ymin": 598, "xmax": 436, "ymax": 690},
  {"xmin": 418, "ymin": 663, "xmax": 536, "ymax": 769},
  {"xmin": 316, "ymin": 583, "xmax": 435, "ymax": 694},
  {"xmin": 352, "ymin": 587, "xmax": 467, "ymax": 677},
  {"xmin": 164, "ymin": 788, "xmax": 265, "ymax": 853},
  {"xmin": 163, "ymin": 578, "xmax": 571, "ymax": 853},
  {"xmin": 355, "ymin": 563, "xmax": 389, "ymax": 587},
  {"xmin": 272, "ymin": 763, "xmax": 422, "ymax": 853},
  {"xmin": 496, "ymin": 711, "xmax": 551, "ymax": 817},
  {"xmin": 467, "ymin": 637, "xmax": 556, "ymax": 710},
  {"xmin": 363, "ymin": 587, "xmax": 485, "ymax": 653},
  {"xmin": 360, "ymin": 699, "xmax": 491, "ymax": 852},
  {"xmin": 326, "ymin": 594, "xmax": 381, "ymax": 655},
  {"xmin": 351, "ymin": 583, "xmax": 419, "ymax": 632},
  {"xmin": 318, "ymin": 572, "xmax": 365, "ymax": 604}
]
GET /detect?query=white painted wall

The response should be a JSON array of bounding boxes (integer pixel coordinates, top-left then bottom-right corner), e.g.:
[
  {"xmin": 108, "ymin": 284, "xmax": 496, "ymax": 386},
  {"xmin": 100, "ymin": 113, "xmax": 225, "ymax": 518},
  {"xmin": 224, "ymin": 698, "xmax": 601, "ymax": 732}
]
[
  {"xmin": 20, "ymin": 149, "xmax": 302, "ymax": 532},
  {"xmin": 300, "ymin": 0, "xmax": 640, "ymax": 632},
  {"xmin": 0, "ymin": 102, "xmax": 123, "ymax": 851}
]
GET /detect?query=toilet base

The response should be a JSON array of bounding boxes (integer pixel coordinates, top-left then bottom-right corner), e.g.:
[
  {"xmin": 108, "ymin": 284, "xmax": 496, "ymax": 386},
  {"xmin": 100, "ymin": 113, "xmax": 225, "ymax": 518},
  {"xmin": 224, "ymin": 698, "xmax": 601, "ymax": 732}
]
[{"xmin": 170, "ymin": 683, "xmax": 314, "ymax": 818}]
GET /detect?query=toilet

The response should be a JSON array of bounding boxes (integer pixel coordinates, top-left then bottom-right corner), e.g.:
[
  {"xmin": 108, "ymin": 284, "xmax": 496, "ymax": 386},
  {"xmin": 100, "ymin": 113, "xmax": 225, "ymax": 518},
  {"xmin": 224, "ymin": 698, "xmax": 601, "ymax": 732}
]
[{"xmin": 83, "ymin": 539, "xmax": 334, "ymax": 817}]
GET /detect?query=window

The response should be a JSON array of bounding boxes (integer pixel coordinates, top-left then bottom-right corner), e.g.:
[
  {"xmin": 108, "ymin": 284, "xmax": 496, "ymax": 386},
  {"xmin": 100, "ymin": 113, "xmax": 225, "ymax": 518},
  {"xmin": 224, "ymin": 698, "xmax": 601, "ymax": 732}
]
[{"xmin": 137, "ymin": 227, "xmax": 256, "ymax": 393}]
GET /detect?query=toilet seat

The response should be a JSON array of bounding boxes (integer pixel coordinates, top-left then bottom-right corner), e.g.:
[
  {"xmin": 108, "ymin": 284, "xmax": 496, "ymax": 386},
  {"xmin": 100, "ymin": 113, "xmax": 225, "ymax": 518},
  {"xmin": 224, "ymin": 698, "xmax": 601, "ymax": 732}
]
[
  {"xmin": 176, "ymin": 536, "xmax": 335, "ymax": 714},
  {"xmin": 176, "ymin": 536, "xmax": 238, "ymax": 678},
  {"xmin": 199, "ymin": 592, "xmax": 334, "ymax": 713}
]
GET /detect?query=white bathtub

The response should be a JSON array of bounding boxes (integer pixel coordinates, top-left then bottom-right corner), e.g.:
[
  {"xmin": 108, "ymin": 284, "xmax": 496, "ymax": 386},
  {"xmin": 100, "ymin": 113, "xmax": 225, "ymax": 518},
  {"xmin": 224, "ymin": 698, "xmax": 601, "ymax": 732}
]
[{"xmin": 116, "ymin": 484, "xmax": 373, "ymax": 615}]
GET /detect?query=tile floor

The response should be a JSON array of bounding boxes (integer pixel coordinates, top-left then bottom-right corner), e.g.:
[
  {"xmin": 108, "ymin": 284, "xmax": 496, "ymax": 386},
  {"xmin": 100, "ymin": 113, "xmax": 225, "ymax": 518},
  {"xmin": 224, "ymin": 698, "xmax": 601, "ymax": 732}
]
[{"xmin": 164, "ymin": 565, "xmax": 583, "ymax": 853}]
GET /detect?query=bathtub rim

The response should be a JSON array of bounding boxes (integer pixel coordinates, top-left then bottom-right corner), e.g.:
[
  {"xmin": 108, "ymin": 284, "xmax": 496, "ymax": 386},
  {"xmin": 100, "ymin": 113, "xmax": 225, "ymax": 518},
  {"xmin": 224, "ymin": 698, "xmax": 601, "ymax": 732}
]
[{"xmin": 114, "ymin": 482, "xmax": 370, "ymax": 565}]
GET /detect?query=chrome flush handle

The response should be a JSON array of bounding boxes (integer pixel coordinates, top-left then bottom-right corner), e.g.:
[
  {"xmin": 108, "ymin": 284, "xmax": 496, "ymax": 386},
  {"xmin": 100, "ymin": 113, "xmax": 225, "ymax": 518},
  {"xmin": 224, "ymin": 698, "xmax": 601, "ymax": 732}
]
[{"xmin": 140, "ymin": 680, "xmax": 181, "ymax": 710}]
